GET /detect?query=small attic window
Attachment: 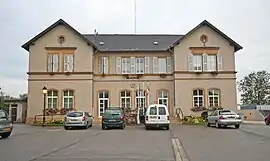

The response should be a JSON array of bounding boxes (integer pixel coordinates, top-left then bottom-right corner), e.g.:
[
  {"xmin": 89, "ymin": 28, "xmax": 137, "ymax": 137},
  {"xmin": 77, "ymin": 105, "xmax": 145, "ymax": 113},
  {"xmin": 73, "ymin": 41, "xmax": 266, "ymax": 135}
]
[
  {"xmin": 153, "ymin": 41, "xmax": 158, "ymax": 45},
  {"xmin": 99, "ymin": 41, "xmax": 104, "ymax": 45}
]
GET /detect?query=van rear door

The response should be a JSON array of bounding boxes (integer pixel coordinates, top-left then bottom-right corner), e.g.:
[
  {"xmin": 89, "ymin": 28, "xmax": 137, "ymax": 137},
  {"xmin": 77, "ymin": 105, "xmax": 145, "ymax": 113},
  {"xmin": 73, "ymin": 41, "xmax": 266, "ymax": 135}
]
[
  {"xmin": 157, "ymin": 105, "xmax": 169, "ymax": 124},
  {"xmin": 148, "ymin": 106, "xmax": 158, "ymax": 123}
]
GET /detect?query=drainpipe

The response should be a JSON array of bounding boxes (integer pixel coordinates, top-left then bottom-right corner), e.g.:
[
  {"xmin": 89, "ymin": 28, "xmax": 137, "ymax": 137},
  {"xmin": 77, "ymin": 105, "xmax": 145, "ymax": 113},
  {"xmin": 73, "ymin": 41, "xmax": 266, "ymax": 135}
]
[{"xmin": 167, "ymin": 47, "xmax": 176, "ymax": 114}]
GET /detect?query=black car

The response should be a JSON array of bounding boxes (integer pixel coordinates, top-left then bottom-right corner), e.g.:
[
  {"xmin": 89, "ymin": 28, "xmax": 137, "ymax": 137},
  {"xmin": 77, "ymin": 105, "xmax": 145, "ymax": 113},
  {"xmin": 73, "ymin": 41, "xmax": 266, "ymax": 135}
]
[{"xmin": 102, "ymin": 107, "xmax": 125, "ymax": 130}]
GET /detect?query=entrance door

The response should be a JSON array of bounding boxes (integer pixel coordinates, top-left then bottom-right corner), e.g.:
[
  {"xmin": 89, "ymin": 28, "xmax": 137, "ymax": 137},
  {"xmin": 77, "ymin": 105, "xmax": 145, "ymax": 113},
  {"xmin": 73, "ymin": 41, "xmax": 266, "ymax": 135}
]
[
  {"xmin": 98, "ymin": 98, "xmax": 109, "ymax": 117},
  {"xmin": 11, "ymin": 108, "xmax": 17, "ymax": 122}
]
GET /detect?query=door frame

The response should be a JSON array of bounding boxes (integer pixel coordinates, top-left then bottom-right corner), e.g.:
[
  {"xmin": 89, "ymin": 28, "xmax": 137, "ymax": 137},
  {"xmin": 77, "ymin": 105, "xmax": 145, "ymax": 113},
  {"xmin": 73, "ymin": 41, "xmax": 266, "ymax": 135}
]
[{"xmin": 98, "ymin": 98, "xmax": 109, "ymax": 117}]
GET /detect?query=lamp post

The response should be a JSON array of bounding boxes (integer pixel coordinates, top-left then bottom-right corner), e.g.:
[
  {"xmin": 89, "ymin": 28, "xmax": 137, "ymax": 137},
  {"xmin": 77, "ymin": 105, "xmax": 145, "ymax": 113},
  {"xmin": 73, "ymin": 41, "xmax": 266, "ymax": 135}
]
[{"xmin": 42, "ymin": 86, "xmax": 48, "ymax": 127}]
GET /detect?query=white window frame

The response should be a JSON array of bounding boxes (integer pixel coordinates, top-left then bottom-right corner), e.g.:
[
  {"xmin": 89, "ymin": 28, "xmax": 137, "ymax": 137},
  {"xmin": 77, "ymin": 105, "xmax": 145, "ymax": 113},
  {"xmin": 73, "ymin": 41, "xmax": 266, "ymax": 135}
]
[
  {"xmin": 193, "ymin": 89, "xmax": 204, "ymax": 107},
  {"xmin": 62, "ymin": 90, "xmax": 74, "ymax": 109},
  {"xmin": 63, "ymin": 54, "xmax": 74, "ymax": 72},
  {"xmin": 99, "ymin": 57, "xmax": 108, "ymax": 74},
  {"xmin": 121, "ymin": 58, "xmax": 130, "ymax": 74},
  {"xmin": 136, "ymin": 90, "xmax": 146, "ymax": 115},
  {"xmin": 47, "ymin": 90, "xmax": 58, "ymax": 109},
  {"xmin": 136, "ymin": 58, "xmax": 145, "ymax": 74},
  {"xmin": 158, "ymin": 57, "xmax": 167, "ymax": 74},
  {"xmin": 207, "ymin": 55, "xmax": 217, "ymax": 72},
  {"xmin": 193, "ymin": 55, "xmax": 202, "ymax": 72},
  {"xmin": 208, "ymin": 89, "xmax": 220, "ymax": 107},
  {"xmin": 158, "ymin": 90, "xmax": 168, "ymax": 107},
  {"xmin": 47, "ymin": 54, "xmax": 59, "ymax": 72},
  {"xmin": 98, "ymin": 91, "xmax": 109, "ymax": 117},
  {"xmin": 120, "ymin": 91, "xmax": 131, "ymax": 109}
]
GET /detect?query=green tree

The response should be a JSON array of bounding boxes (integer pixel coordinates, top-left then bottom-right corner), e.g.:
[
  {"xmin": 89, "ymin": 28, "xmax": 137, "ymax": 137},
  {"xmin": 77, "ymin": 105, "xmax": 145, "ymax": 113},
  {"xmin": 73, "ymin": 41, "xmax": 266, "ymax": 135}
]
[{"xmin": 238, "ymin": 70, "xmax": 270, "ymax": 105}]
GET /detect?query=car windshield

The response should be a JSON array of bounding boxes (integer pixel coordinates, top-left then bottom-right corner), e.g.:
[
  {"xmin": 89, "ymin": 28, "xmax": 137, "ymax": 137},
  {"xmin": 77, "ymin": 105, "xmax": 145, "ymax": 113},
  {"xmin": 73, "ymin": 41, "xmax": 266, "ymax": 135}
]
[
  {"xmin": 104, "ymin": 110, "xmax": 122, "ymax": 116},
  {"xmin": 219, "ymin": 110, "xmax": 237, "ymax": 115},
  {"xmin": 0, "ymin": 111, "xmax": 7, "ymax": 118},
  {"xmin": 67, "ymin": 112, "xmax": 83, "ymax": 117}
]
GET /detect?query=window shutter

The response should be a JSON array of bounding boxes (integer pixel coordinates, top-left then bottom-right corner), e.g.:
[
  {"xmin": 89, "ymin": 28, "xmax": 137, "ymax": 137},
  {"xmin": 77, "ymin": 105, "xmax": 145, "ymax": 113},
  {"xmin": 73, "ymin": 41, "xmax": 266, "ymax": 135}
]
[
  {"xmin": 64, "ymin": 54, "xmax": 69, "ymax": 72},
  {"xmin": 69, "ymin": 55, "xmax": 74, "ymax": 72},
  {"xmin": 187, "ymin": 54, "xmax": 193, "ymax": 71},
  {"xmin": 166, "ymin": 57, "xmax": 172, "ymax": 73},
  {"xmin": 144, "ymin": 57, "xmax": 150, "ymax": 74},
  {"xmin": 217, "ymin": 54, "xmax": 223, "ymax": 71},
  {"xmin": 53, "ymin": 54, "xmax": 59, "ymax": 72},
  {"xmin": 153, "ymin": 57, "xmax": 158, "ymax": 73},
  {"xmin": 203, "ymin": 53, "xmax": 208, "ymax": 71},
  {"xmin": 104, "ymin": 57, "xmax": 108, "ymax": 73},
  {"xmin": 131, "ymin": 57, "xmax": 136, "ymax": 74},
  {"xmin": 116, "ymin": 57, "xmax": 121, "ymax": 74},
  {"xmin": 47, "ymin": 54, "xmax": 53, "ymax": 72},
  {"xmin": 98, "ymin": 57, "xmax": 103, "ymax": 73}
]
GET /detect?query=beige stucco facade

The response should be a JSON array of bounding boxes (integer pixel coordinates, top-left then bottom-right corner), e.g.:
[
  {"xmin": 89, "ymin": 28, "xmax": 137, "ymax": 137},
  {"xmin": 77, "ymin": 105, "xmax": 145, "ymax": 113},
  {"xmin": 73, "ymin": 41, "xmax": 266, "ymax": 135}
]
[{"xmin": 23, "ymin": 20, "xmax": 242, "ymax": 123}]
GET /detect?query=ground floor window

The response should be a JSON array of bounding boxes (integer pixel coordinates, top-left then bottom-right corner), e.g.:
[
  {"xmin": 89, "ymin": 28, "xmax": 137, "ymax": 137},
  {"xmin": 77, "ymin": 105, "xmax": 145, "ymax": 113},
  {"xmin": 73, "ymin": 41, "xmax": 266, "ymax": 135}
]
[
  {"xmin": 158, "ymin": 90, "xmax": 168, "ymax": 107},
  {"xmin": 98, "ymin": 91, "xmax": 109, "ymax": 117},
  {"xmin": 62, "ymin": 90, "xmax": 74, "ymax": 109},
  {"xmin": 193, "ymin": 89, "xmax": 204, "ymax": 107},
  {"xmin": 208, "ymin": 89, "xmax": 220, "ymax": 107},
  {"xmin": 47, "ymin": 90, "xmax": 58, "ymax": 109},
  {"xmin": 120, "ymin": 90, "xmax": 131, "ymax": 109}
]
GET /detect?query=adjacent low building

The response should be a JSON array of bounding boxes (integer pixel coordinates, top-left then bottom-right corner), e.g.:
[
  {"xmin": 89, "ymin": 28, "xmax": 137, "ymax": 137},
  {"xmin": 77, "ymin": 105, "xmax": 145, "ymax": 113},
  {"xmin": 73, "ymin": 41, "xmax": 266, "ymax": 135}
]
[{"xmin": 21, "ymin": 19, "xmax": 242, "ymax": 123}]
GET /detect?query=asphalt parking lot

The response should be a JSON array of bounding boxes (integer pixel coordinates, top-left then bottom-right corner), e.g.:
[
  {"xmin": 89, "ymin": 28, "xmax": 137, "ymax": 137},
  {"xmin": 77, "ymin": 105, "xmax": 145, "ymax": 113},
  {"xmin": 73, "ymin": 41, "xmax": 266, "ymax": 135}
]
[
  {"xmin": 0, "ymin": 124, "xmax": 174, "ymax": 161},
  {"xmin": 1, "ymin": 123, "xmax": 270, "ymax": 161}
]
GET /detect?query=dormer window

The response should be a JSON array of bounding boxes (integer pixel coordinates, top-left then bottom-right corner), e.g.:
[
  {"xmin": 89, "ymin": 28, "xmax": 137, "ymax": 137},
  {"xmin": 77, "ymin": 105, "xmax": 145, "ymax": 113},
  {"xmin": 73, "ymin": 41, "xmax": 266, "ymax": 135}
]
[
  {"xmin": 99, "ymin": 41, "xmax": 104, "ymax": 45},
  {"xmin": 153, "ymin": 41, "xmax": 158, "ymax": 45}
]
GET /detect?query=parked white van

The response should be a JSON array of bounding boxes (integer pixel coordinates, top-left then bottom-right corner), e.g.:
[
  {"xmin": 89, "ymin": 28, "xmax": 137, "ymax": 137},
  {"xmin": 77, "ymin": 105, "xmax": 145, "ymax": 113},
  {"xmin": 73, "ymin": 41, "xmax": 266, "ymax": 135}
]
[{"xmin": 144, "ymin": 104, "xmax": 170, "ymax": 130}]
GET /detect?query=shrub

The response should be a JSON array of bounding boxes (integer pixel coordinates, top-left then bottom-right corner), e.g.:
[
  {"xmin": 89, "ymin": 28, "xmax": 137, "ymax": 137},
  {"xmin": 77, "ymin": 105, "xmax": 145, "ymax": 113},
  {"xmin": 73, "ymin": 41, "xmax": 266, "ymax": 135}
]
[{"xmin": 181, "ymin": 115, "xmax": 206, "ymax": 124}]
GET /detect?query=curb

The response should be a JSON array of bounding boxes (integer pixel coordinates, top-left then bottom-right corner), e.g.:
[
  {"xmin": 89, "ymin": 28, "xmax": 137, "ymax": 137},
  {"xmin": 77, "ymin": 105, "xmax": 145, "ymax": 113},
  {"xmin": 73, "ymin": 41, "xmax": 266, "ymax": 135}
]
[
  {"xmin": 242, "ymin": 121, "xmax": 265, "ymax": 125},
  {"xmin": 172, "ymin": 138, "xmax": 189, "ymax": 161}
]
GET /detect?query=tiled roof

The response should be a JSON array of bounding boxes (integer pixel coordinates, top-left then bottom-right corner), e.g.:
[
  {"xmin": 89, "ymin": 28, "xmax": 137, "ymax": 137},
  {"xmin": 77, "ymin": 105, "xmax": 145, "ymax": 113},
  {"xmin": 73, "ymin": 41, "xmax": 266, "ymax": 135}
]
[{"xmin": 83, "ymin": 34, "xmax": 183, "ymax": 52}]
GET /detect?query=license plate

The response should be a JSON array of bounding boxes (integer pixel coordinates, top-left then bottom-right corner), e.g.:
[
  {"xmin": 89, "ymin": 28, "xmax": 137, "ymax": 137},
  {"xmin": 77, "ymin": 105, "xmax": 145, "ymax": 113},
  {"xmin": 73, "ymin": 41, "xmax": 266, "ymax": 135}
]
[
  {"xmin": 109, "ymin": 119, "xmax": 116, "ymax": 122},
  {"xmin": 3, "ymin": 127, "xmax": 10, "ymax": 132},
  {"xmin": 71, "ymin": 119, "xmax": 78, "ymax": 121},
  {"xmin": 150, "ymin": 116, "xmax": 157, "ymax": 119}
]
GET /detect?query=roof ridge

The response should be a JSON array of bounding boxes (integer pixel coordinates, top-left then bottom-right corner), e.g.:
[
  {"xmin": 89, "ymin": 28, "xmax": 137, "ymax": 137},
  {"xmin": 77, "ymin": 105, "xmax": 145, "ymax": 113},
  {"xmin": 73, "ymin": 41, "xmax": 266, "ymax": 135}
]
[{"xmin": 83, "ymin": 34, "xmax": 184, "ymax": 36}]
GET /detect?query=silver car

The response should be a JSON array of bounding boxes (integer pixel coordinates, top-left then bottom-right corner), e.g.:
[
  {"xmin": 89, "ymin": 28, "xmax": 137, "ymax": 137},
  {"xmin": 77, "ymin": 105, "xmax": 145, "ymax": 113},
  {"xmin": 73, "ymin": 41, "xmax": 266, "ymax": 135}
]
[
  {"xmin": 64, "ymin": 111, "xmax": 93, "ymax": 130},
  {"xmin": 207, "ymin": 109, "xmax": 242, "ymax": 128}
]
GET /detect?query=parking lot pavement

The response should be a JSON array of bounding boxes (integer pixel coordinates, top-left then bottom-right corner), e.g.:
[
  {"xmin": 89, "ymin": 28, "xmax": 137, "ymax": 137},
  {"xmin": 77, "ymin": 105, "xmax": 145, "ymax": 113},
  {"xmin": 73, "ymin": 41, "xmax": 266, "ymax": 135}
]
[
  {"xmin": 0, "ymin": 125, "xmax": 175, "ymax": 161},
  {"xmin": 170, "ymin": 124, "xmax": 270, "ymax": 161}
]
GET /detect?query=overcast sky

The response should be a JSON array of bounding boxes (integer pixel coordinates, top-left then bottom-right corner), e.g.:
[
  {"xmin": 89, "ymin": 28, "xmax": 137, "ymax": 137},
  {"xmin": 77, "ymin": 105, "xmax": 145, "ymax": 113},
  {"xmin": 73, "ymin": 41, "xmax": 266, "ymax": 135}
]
[{"xmin": 0, "ymin": 0, "xmax": 269, "ymax": 102}]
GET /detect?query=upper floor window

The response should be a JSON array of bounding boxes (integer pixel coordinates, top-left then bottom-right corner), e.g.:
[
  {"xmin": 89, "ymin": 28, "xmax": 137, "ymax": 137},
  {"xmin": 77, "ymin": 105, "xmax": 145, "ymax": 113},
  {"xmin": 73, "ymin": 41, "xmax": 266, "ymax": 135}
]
[
  {"xmin": 99, "ymin": 57, "xmax": 108, "ymax": 74},
  {"xmin": 63, "ymin": 54, "xmax": 74, "ymax": 72},
  {"xmin": 193, "ymin": 89, "xmax": 204, "ymax": 107},
  {"xmin": 122, "ymin": 58, "xmax": 130, "ymax": 74},
  {"xmin": 207, "ymin": 55, "xmax": 217, "ymax": 71},
  {"xmin": 188, "ymin": 54, "xmax": 223, "ymax": 72},
  {"xmin": 62, "ymin": 90, "xmax": 74, "ymax": 109},
  {"xmin": 193, "ymin": 55, "xmax": 202, "ymax": 71},
  {"xmin": 153, "ymin": 57, "xmax": 172, "ymax": 74},
  {"xmin": 47, "ymin": 54, "xmax": 59, "ymax": 72},
  {"xmin": 47, "ymin": 90, "xmax": 58, "ymax": 109},
  {"xmin": 136, "ymin": 58, "xmax": 145, "ymax": 74}
]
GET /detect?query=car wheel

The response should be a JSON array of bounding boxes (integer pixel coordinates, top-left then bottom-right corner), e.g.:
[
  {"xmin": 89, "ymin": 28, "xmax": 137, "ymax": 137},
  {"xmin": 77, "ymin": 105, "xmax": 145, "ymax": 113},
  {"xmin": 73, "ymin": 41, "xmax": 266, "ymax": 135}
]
[
  {"xmin": 215, "ymin": 121, "xmax": 221, "ymax": 128},
  {"xmin": 89, "ymin": 122, "xmax": 93, "ymax": 127},
  {"xmin": 145, "ymin": 125, "xmax": 150, "ymax": 130},
  {"xmin": 64, "ymin": 126, "xmax": 69, "ymax": 130},
  {"xmin": 207, "ymin": 123, "xmax": 211, "ymax": 127},
  {"xmin": 1, "ymin": 132, "xmax": 11, "ymax": 138},
  {"xmin": 235, "ymin": 124, "xmax": 240, "ymax": 129},
  {"xmin": 265, "ymin": 121, "xmax": 269, "ymax": 125},
  {"xmin": 165, "ymin": 125, "xmax": 170, "ymax": 130}
]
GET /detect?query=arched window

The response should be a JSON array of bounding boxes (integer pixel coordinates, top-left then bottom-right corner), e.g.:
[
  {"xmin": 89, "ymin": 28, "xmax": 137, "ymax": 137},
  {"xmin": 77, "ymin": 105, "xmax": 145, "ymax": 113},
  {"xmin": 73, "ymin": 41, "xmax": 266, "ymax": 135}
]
[
  {"xmin": 193, "ymin": 89, "xmax": 204, "ymax": 107},
  {"xmin": 98, "ymin": 91, "xmax": 109, "ymax": 117},
  {"xmin": 208, "ymin": 89, "xmax": 220, "ymax": 107},
  {"xmin": 158, "ymin": 90, "xmax": 168, "ymax": 107},
  {"xmin": 47, "ymin": 90, "xmax": 58, "ymax": 109},
  {"xmin": 120, "ymin": 91, "xmax": 131, "ymax": 109},
  {"xmin": 62, "ymin": 90, "xmax": 74, "ymax": 109}
]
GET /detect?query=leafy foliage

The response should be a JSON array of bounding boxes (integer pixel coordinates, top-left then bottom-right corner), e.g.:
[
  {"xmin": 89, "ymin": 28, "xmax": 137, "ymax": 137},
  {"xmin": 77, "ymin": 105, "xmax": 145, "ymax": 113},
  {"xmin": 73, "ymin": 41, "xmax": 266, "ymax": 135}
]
[{"xmin": 238, "ymin": 70, "xmax": 270, "ymax": 104}]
